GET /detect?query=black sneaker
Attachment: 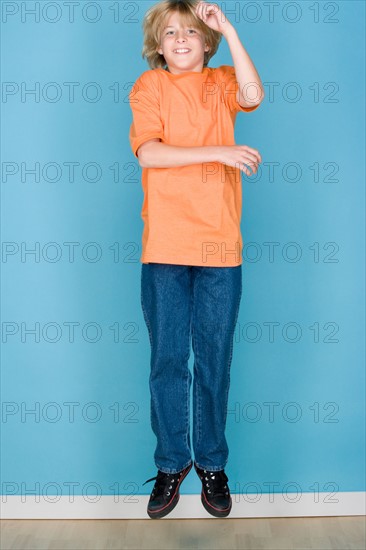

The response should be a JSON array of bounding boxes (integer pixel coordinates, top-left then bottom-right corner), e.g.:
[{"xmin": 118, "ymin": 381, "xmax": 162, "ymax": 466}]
[
  {"xmin": 194, "ymin": 461, "xmax": 232, "ymax": 517},
  {"xmin": 142, "ymin": 462, "xmax": 192, "ymax": 519}
]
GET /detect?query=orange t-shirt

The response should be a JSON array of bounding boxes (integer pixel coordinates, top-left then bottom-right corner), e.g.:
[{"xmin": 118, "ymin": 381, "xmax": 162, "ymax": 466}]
[{"xmin": 128, "ymin": 65, "xmax": 260, "ymax": 267}]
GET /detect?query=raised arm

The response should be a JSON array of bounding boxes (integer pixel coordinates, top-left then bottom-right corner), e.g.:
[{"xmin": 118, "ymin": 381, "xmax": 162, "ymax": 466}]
[{"xmin": 195, "ymin": 1, "xmax": 265, "ymax": 109}]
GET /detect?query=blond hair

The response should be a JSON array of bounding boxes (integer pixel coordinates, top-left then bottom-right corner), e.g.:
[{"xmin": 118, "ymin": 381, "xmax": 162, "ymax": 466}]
[{"xmin": 141, "ymin": 0, "xmax": 222, "ymax": 69}]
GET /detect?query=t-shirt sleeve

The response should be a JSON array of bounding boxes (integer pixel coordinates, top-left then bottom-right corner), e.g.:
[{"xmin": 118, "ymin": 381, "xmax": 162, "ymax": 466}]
[
  {"xmin": 217, "ymin": 65, "xmax": 261, "ymax": 113},
  {"xmin": 128, "ymin": 71, "xmax": 165, "ymax": 158}
]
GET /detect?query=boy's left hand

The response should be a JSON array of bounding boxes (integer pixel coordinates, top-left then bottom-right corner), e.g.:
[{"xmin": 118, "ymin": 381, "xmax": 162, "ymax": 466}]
[{"xmin": 195, "ymin": 1, "xmax": 233, "ymax": 36}]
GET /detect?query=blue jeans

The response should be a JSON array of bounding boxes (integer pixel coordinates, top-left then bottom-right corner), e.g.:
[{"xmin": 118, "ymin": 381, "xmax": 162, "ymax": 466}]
[{"xmin": 141, "ymin": 262, "xmax": 242, "ymax": 474}]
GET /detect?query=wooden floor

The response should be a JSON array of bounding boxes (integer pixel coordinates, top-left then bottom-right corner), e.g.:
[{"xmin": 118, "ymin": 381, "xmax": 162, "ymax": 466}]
[{"xmin": 1, "ymin": 516, "xmax": 365, "ymax": 549}]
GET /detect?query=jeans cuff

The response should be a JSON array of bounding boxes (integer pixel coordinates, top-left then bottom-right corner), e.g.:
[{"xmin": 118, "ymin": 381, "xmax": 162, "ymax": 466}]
[
  {"xmin": 156, "ymin": 458, "xmax": 193, "ymax": 475},
  {"xmin": 194, "ymin": 460, "xmax": 227, "ymax": 472}
]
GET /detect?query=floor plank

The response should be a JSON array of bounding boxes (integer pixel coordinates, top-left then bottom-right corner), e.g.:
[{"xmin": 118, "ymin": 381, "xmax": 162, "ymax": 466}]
[{"xmin": 0, "ymin": 517, "xmax": 365, "ymax": 550}]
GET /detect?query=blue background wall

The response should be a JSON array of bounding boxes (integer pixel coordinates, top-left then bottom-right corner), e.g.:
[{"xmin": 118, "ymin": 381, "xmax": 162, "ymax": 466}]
[{"xmin": 2, "ymin": 0, "xmax": 365, "ymax": 499}]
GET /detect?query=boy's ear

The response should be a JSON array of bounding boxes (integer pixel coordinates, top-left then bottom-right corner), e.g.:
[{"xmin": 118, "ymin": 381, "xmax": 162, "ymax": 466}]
[{"xmin": 156, "ymin": 46, "xmax": 163, "ymax": 55}]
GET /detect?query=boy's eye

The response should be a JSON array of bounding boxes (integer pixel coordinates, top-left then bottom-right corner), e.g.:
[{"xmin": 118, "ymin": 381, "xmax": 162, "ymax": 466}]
[{"xmin": 166, "ymin": 29, "xmax": 197, "ymax": 35}]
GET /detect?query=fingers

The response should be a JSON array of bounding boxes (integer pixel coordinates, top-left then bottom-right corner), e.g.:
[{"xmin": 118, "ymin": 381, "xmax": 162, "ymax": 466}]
[
  {"xmin": 241, "ymin": 152, "xmax": 260, "ymax": 175},
  {"xmin": 196, "ymin": 1, "xmax": 219, "ymax": 21},
  {"xmin": 221, "ymin": 145, "xmax": 262, "ymax": 175},
  {"xmin": 235, "ymin": 156, "xmax": 258, "ymax": 176},
  {"xmin": 244, "ymin": 161, "xmax": 259, "ymax": 175},
  {"xmin": 242, "ymin": 145, "xmax": 262, "ymax": 163},
  {"xmin": 240, "ymin": 152, "xmax": 261, "ymax": 174},
  {"xmin": 195, "ymin": 1, "xmax": 205, "ymax": 21},
  {"xmin": 240, "ymin": 164, "xmax": 252, "ymax": 177},
  {"xmin": 243, "ymin": 152, "xmax": 260, "ymax": 167}
]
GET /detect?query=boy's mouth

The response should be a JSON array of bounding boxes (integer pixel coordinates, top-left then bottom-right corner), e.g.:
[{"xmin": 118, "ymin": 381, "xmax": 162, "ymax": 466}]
[{"xmin": 173, "ymin": 48, "xmax": 191, "ymax": 54}]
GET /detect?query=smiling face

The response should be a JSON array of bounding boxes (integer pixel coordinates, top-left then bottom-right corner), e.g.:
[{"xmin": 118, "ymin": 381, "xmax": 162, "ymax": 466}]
[{"xmin": 156, "ymin": 11, "xmax": 210, "ymax": 74}]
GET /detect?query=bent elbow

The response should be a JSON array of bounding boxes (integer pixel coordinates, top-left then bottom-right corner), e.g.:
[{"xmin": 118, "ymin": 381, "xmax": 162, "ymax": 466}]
[
  {"xmin": 251, "ymin": 90, "xmax": 265, "ymax": 108},
  {"xmin": 252, "ymin": 91, "xmax": 265, "ymax": 108},
  {"xmin": 137, "ymin": 151, "xmax": 148, "ymax": 168},
  {"xmin": 136, "ymin": 146, "xmax": 147, "ymax": 168},
  {"xmin": 258, "ymin": 89, "xmax": 265, "ymax": 103},
  {"xmin": 136, "ymin": 141, "xmax": 160, "ymax": 168}
]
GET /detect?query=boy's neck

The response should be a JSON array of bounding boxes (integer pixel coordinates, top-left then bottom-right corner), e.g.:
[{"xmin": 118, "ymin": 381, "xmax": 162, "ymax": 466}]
[{"xmin": 165, "ymin": 66, "xmax": 205, "ymax": 74}]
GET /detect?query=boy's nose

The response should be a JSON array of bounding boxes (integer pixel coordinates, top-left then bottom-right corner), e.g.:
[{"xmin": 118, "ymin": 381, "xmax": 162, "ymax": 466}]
[{"xmin": 175, "ymin": 32, "xmax": 187, "ymax": 41}]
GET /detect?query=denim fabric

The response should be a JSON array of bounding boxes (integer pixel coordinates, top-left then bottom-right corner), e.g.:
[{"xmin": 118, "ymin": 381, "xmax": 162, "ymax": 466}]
[{"xmin": 141, "ymin": 262, "xmax": 242, "ymax": 474}]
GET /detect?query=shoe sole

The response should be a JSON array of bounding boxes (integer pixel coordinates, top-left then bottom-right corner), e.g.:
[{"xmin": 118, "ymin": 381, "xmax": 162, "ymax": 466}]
[
  {"xmin": 147, "ymin": 462, "xmax": 193, "ymax": 519},
  {"xmin": 201, "ymin": 489, "xmax": 232, "ymax": 518}
]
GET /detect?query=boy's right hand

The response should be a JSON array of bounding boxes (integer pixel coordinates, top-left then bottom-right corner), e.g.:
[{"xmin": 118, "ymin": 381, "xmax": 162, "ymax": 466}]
[{"xmin": 217, "ymin": 145, "xmax": 262, "ymax": 176}]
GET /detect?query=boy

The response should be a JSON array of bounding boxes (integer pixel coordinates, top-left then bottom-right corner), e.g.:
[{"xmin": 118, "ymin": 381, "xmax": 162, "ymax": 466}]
[{"xmin": 128, "ymin": 0, "xmax": 264, "ymax": 519}]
